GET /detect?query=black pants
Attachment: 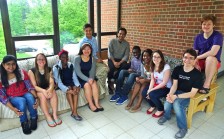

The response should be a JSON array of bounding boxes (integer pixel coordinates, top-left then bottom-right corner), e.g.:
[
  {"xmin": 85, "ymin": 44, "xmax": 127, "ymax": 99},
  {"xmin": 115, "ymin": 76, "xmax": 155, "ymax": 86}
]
[{"xmin": 107, "ymin": 58, "xmax": 130, "ymax": 80}]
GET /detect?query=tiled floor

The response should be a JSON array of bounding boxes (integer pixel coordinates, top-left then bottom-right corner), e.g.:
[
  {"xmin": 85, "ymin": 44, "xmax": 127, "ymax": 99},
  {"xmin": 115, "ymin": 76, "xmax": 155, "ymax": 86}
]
[{"xmin": 1, "ymin": 76, "xmax": 224, "ymax": 139}]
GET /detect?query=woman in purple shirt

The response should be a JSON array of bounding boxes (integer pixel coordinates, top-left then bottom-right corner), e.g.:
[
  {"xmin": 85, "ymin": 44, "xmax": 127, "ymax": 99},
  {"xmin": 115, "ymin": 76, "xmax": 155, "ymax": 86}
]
[{"xmin": 193, "ymin": 14, "xmax": 223, "ymax": 94}]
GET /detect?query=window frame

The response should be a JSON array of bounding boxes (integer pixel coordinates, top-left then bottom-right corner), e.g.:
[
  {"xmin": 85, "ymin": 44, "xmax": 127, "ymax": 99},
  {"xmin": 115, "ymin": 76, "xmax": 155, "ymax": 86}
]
[{"xmin": 0, "ymin": 0, "xmax": 121, "ymax": 59}]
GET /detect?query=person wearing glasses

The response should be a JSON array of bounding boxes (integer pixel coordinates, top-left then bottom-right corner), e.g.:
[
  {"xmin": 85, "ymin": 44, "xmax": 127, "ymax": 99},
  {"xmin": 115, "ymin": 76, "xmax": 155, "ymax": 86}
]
[
  {"xmin": 142, "ymin": 50, "xmax": 172, "ymax": 118},
  {"xmin": 28, "ymin": 53, "xmax": 62, "ymax": 127},
  {"xmin": 158, "ymin": 49, "xmax": 203, "ymax": 139},
  {"xmin": 0, "ymin": 55, "xmax": 38, "ymax": 134},
  {"xmin": 193, "ymin": 14, "xmax": 223, "ymax": 94}
]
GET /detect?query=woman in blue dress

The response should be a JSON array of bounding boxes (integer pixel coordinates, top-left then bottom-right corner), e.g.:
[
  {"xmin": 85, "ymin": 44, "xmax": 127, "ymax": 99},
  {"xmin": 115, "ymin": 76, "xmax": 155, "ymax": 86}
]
[{"xmin": 74, "ymin": 43, "xmax": 103, "ymax": 112}]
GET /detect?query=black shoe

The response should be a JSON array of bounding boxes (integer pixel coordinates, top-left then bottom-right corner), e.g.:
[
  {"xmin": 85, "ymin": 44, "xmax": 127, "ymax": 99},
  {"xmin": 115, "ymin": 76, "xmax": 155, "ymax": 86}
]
[
  {"xmin": 88, "ymin": 106, "xmax": 99, "ymax": 112},
  {"xmin": 71, "ymin": 114, "xmax": 83, "ymax": 121},
  {"xmin": 97, "ymin": 107, "xmax": 104, "ymax": 111},
  {"xmin": 30, "ymin": 117, "xmax": 38, "ymax": 130},
  {"xmin": 21, "ymin": 121, "xmax": 32, "ymax": 135}
]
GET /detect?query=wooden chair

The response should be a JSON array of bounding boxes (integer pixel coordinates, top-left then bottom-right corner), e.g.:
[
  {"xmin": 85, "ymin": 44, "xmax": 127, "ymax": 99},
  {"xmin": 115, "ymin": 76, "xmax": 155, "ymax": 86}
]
[{"xmin": 187, "ymin": 83, "xmax": 218, "ymax": 128}]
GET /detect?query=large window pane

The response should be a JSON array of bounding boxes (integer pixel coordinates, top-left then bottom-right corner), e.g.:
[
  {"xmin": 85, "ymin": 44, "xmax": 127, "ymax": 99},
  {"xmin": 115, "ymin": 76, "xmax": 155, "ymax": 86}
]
[
  {"xmin": 7, "ymin": 0, "xmax": 53, "ymax": 37},
  {"xmin": 58, "ymin": 0, "xmax": 88, "ymax": 54},
  {"xmin": 94, "ymin": 0, "xmax": 117, "ymax": 32},
  {"xmin": 0, "ymin": 11, "xmax": 6, "ymax": 62},
  {"xmin": 15, "ymin": 40, "xmax": 53, "ymax": 59}
]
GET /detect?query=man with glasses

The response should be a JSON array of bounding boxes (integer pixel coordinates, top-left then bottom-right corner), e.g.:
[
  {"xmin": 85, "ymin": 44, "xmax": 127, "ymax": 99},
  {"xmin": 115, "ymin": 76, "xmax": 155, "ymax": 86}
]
[{"xmin": 157, "ymin": 49, "xmax": 203, "ymax": 139}]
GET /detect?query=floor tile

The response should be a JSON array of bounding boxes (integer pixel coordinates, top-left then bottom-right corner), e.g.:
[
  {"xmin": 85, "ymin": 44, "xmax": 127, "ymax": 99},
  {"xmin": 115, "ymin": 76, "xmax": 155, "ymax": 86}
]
[
  {"xmin": 80, "ymin": 130, "xmax": 105, "ymax": 139},
  {"xmin": 98, "ymin": 123, "xmax": 124, "ymax": 139},
  {"xmin": 127, "ymin": 124, "xmax": 155, "ymax": 139},
  {"xmin": 114, "ymin": 116, "xmax": 138, "ymax": 131},
  {"xmin": 70, "ymin": 120, "xmax": 96, "ymax": 137},
  {"xmin": 0, "ymin": 128, "xmax": 20, "ymax": 139},
  {"xmin": 49, "ymin": 128, "xmax": 77, "ymax": 139},
  {"xmin": 116, "ymin": 133, "xmax": 134, "ymax": 139},
  {"xmin": 87, "ymin": 114, "xmax": 111, "ymax": 129}
]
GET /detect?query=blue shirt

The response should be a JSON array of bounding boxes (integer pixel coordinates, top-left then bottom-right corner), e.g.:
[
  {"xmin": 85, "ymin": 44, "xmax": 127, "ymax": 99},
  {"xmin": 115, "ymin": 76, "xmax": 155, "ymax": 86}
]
[
  {"xmin": 79, "ymin": 36, "xmax": 98, "ymax": 59},
  {"xmin": 130, "ymin": 57, "xmax": 141, "ymax": 74}
]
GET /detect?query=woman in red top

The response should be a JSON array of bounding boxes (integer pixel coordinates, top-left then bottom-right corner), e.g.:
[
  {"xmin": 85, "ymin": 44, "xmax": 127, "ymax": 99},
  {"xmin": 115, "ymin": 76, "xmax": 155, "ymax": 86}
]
[{"xmin": 0, "ymin": 55, "xmax": 38, "ymax": 134}]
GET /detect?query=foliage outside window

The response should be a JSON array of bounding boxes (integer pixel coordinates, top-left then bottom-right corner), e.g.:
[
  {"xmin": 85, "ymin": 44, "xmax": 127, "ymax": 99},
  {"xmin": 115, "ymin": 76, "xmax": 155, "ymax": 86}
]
[
  {"xmin": 0, "ymin": 11, "xmax": 6, "ymax": 62},
  {"xmin": 58, "ymin": 0, "xmax": 88, "ymax": 55}
]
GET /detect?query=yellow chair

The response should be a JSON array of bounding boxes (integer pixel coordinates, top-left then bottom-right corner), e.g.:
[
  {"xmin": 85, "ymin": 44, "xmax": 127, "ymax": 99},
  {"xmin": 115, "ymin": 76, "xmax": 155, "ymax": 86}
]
[{"xmin": 187, "ymin": 83, "xmax": 218, "ymax": 128}]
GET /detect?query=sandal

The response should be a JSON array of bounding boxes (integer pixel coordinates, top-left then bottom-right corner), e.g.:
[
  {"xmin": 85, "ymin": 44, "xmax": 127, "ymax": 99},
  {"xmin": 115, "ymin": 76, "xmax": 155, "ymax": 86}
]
[
  {"xmin": 46, "ymin": 120, "xmax": 56, "ymax": 127},
  {"xmin": 54, "ymin": 118, "xmax": 62, "ymax": 125},
  {"xmin": 199, "ymin": 87, "xmax": 210, "ymax": 94}
]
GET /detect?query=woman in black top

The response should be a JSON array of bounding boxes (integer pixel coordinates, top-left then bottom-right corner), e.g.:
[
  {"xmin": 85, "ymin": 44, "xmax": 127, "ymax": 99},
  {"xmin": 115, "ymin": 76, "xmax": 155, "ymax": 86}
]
[{"xmin": 28, "ymin": 53, "xmax": 61, "ymax": 127}]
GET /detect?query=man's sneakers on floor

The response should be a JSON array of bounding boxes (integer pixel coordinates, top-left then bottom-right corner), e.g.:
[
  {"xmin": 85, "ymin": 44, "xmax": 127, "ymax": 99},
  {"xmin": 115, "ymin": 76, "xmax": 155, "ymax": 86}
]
[
  {"xmin": 110, "ymin": 94, "xmax": 120, "ymax": 102},
  {"xmin": 116, "ymin": 96, "xmax": 128, "ymax": 105},
  {"xmin": 110, "ymin": 94, "xmax": 128, "ymax": 105},
  {"xmin": 175, "ymin": 129, "xmax": 188, "ymax": 139}
]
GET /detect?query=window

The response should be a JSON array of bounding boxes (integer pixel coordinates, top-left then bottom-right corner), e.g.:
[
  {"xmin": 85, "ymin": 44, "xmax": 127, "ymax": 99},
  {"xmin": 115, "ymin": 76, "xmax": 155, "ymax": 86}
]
[
  {"xmin": 7, "ymin": 0, "xmax": 53, "ymax": 37},
  {"xmin": 0, "ymin": 10, "xmax": 6, "ymax": 62},
  {"xmin": 15, "ymin": 40, "xmax": 53, "ymax": 59},
  {"xmin": 58, "ymin": 0, "xmax": 88, "ymax": 55}
]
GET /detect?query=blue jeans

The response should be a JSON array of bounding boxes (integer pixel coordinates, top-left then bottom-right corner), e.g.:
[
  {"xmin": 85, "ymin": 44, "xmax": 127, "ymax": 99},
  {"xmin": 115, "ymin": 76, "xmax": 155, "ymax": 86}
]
[
  {"xmin": 163, "ymin": 90, "xmax": 190, "ymax": 129},
  {"xmin": 142, "ymin": 86, "xmax": 170, "ymax": 111},
  {"xmin": 115, "ymin": 70, "xmax": 140, "ymax": 97},
  {"xmin": 9, "ymin": 92, "xmax": 37, "ymax": 123}
]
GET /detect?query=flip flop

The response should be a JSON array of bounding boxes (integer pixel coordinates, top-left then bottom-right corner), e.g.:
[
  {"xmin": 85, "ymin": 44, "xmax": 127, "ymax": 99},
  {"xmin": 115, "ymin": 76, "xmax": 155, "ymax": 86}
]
[
  {"xmin": 46, "ymin": 120, "xmax": 56, "ymax": 127},
  {"xmin": 54, "ymin": 118, "xmax": 62, "ymax": 125},
  {"xmin": 199, "ymin": 87, "xmax": 210, "ymax": 94}
]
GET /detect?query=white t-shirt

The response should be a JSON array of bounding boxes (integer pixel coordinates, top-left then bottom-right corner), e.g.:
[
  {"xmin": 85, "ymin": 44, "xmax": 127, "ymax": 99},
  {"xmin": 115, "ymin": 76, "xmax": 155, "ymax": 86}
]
[{"xmin": 153, "ymin": 64, "xmax": 172, "ymax": 88}]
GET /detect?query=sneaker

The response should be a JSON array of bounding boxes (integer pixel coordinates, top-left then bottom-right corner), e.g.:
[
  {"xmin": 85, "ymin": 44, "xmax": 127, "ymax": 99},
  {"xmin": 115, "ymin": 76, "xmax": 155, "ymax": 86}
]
[
  {"xmin": 71, "ymin": 114, "xmax": 83, "ymax": 121},
  {"xmin": 116, "ymin": 96, "xmax": 128, "ymax": 105},
  {"xmin": 21, "ymin": 121, "xmax": 31, "ymax": 135},
  {"xmin": 30, "ymin": 117, "xmax": 38, "ymax": 130},
  {"xmin": 158, "ymin": 116, "xmax": 168, "ymax": 125},
  {"xmin": 110, "ymin": 94, "xmax": 120, "ymax": 102},
  {"xmin": 175, "ymin": 129, "xmax": 188, "ymax": 139}
]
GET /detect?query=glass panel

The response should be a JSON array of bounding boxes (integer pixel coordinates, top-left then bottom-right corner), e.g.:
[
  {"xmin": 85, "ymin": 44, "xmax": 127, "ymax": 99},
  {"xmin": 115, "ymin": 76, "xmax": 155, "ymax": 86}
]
[
  {"xmin": 15, "ymin": 40, "xmax": 53, "ymax": 59},
  {"xmin": 101, "ymin": 0, "xmax": 117, "ymax": 32},
  {"xmin": 58, "ymin": 0, "xmax": 88, "ymax": 54},
  {"xmin": 0, "ymin": 11, "xmax": 7, "ymax": 62},
  {"xmin": 101, "ymin": 35, "xmax": 116, "ymax": 49},
  {"xmin": 7, "ymin": 0, "xmax": 53, "ymax": 36},
  {"xmin": 94, "ymin": 0, "xmax": 117, "ymax": 32}
]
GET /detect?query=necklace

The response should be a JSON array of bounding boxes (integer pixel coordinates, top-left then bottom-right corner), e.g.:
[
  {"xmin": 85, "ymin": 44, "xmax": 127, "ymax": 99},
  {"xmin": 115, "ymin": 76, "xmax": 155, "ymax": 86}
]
[{"xmin": 39, "ymin": 70, "xmax": 45, "ymax": 75}]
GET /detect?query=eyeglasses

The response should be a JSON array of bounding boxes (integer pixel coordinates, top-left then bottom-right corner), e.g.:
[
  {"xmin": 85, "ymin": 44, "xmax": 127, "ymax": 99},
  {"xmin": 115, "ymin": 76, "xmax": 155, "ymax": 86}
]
[
  {"xmin": 153, "ymin": 56, "xmax": 161, "ymax": 59},
  {"xmin": 37, "ymin": 59, "xmax": 45, "ymax": 61},
  {"xmin": 183, "ymin": 56, "xmax": 195, "ymax": 60}
]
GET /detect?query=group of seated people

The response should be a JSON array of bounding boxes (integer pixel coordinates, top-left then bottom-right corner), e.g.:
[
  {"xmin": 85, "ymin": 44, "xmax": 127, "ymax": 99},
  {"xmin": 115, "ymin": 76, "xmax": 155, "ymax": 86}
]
[
  {"xmin": 107, "ymin": 14, "xmax": 222, "ymax": 139},
  {"xmin": 0, "ymin": 14, "xmax": 223, "ymax": 139}
]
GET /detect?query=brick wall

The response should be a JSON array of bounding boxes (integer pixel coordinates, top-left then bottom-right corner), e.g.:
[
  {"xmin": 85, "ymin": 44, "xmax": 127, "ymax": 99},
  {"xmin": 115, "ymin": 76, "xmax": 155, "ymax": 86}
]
[{"xmin": 119, "ymin": 0, "xmax": 224, "ymax": 58}]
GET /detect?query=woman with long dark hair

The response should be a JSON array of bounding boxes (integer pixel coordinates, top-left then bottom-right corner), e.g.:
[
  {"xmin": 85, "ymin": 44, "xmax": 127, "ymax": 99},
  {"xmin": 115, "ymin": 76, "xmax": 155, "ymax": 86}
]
[{"xmin": 0, "ymin": 55, "xmax": 38, "ymax": 134}]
